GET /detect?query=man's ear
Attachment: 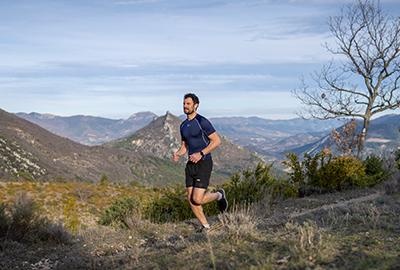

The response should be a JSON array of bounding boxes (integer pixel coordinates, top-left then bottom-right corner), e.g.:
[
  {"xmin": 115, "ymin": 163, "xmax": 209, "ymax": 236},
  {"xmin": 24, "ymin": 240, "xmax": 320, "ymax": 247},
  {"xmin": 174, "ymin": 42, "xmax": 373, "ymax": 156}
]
[{"xmin": 195, "ymin": 104, "xmax": 199, "ymax": 109}]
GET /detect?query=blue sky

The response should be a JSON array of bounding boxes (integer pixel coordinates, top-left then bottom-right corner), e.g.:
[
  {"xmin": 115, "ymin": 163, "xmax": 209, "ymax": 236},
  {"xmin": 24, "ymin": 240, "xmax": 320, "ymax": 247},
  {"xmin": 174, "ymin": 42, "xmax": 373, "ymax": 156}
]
[{"xmin": 1, "ymin": 0, "xmax": 399, "ymax": 119}]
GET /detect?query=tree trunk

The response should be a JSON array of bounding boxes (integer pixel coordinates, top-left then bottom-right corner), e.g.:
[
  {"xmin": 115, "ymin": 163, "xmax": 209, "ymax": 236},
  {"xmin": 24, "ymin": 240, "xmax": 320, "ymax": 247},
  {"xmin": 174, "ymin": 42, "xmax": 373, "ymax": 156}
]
[{"xmin": 357, "ymin": 116, "xmax": 371, "ymax": 157}]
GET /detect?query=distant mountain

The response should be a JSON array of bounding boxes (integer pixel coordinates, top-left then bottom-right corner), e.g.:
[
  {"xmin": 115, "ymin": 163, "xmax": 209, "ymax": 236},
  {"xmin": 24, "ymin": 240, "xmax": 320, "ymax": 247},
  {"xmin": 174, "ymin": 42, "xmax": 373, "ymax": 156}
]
[
  {"xmin": 16, "ymin": 112, "xmax": 157, "ymax": 145},
  {"xmin": 15, "ymin": 111, "xmax": 347, "ymax": 161},
  {"xmin": 108, "ymin": 112, "xmax": 262, "ymax": 179},
  {"xmin": 288, "ymin": 114, "xmax": 400, "ymax": 157},
  {"xmin": 209, "ymin": 117, "xmax": 344, "ymax": 160}
]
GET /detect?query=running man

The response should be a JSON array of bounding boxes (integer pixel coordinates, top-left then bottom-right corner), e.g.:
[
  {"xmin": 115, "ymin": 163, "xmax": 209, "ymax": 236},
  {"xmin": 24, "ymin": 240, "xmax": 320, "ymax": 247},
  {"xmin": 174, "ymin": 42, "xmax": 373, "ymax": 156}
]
[{"xmin": 173, "ymin": 93, "xmax": 228, "ymax": 231}]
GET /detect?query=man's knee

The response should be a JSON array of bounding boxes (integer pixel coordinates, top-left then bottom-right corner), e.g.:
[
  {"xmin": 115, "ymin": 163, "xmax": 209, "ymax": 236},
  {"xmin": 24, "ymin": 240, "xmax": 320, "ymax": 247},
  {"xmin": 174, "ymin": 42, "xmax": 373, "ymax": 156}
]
[{"xmin": 190, "ymin": 196, "xmax": 203, "ymax": 205}]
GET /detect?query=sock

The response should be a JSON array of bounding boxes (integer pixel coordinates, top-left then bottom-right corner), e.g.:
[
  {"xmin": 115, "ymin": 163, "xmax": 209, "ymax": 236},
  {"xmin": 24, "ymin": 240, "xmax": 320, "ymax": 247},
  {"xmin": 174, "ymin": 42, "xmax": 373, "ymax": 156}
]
[
  {"xmin": 217, "ymin": 191, "xmax": 222, "ymax": 201},
  {"xmin": 203, "ymin": 223, "xmax": 210, "ymax": 229}
]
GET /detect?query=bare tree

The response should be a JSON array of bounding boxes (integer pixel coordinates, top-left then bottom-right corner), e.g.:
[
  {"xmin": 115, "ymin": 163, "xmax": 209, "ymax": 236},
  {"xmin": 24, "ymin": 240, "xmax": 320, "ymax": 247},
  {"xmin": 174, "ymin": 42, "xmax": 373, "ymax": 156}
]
[{"xmin": 294, "ymin": 0, "xmax": 400, "ymax": 155}]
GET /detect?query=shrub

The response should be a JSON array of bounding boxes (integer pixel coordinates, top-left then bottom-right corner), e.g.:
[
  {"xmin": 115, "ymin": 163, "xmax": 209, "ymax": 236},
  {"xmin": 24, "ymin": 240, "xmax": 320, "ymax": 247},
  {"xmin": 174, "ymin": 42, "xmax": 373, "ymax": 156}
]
[
  {"xmin": 363, "ymin": 155, "xmax": 389, "ymax": 185},
  {"xmin": 364, "ymin": 155, "xmax": 385, "ymax": 176},
  {"xmin": 223, "ymin": 163, "xmax": 297, "ymax": 208},
  {"xmin": 283, "ymin": 221, "xmax": 337, "ymax": 267},
  {"xmin": 317, "ymin": 156, "xmax": 366, "ymax": 190},
  {"xmin": 218, "ymin": 204, "xmax": 259, "ymax": 243},
  {"xmin": 142, "ymin": 163, "xmax": 296, "ymax": 224},
  {"xmin": 35, "ymin": 220, "xmax": 72, "ymax": 244},
  {"xmin": 8, "ymin": 192, "xmax": 39, "ymax": 241},
  {"xmin": 144, "ymin": 185, "xmax": 206, "ymax": 223},
  {"xmin": 63, "ymin": 197, "xmax": 80, "ymax": 234},
  {"xmin": 0, "ymin": 192, "xmax": 71, "ymax": 244},
  {"xmin": 284, "ymin": 153, "xmax": 305, "ymax": 188},
  {"xmin": 99, "ymin": 197, "xmax": 141, "ymax": 228},
  {"xmin": 283, "ymin": 152, "xmax": 332, "ymax": 193},
  {"xmin": 285, "ymin": 152, "xmax": 388, "ymax": 193}
]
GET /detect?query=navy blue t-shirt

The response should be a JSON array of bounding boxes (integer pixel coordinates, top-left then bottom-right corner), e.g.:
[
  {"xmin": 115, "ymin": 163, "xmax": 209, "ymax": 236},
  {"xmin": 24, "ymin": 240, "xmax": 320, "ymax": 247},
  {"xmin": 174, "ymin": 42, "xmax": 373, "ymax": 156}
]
[{"xmin": 180, "ymin": 114, "xmax": 216, "ymax": 160}]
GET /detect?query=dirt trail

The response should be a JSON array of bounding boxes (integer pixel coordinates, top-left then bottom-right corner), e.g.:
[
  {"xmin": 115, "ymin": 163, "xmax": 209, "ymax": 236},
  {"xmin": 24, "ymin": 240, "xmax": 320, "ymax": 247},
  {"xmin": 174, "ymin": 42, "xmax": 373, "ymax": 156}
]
[{"xmin": 289, "ymin": 191, "xmax": 383, "ymax": 219}]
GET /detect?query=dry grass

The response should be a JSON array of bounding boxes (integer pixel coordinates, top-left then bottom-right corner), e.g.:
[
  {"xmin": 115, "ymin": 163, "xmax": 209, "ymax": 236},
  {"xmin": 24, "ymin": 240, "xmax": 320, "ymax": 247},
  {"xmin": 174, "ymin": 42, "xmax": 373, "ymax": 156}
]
[
  {"xmin": 0, "ymin": 180, "xmax": 399, "ymax": 269},
  {"xmin": 0, "ymin": 181, "xmax": 156, "ymax": 227},
  {"xmin": 281, "ymin": 221, "xmax": 338, "ymax": 268},
  {"xmin": 218, "ymin": 204, "xmax": 261, "ymax": 243}
]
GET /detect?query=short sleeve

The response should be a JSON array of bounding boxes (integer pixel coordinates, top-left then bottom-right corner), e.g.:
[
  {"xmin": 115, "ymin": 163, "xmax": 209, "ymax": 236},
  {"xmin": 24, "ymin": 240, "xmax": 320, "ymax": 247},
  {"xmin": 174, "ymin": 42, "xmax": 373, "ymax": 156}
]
[
  {"xmin": 200, "ymin": 117, "xmax": 216, "ymax": 136},
  {"xmin": 180, "ymin": 123, "xmax": 186, "ymax": 142}
]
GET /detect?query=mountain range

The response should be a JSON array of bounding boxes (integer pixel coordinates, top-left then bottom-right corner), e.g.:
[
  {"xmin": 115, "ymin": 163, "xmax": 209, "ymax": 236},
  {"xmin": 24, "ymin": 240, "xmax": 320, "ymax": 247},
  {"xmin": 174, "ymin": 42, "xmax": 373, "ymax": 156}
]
[
  {"xmin": 289, "ymin": 114, "xmax": 400, "ymax": 157},
  {"xmin": 16, "ymin": 111, "xmax": 346, "ymax": 160},
  {"xmin": 16, "ymin": 112, "xmax": 157, "ymax": 145},
  {"xmin": 108, "ymin": 112, "xmax": 261, "ymax": 177},
  {"xmin": 1, "ymin": 109, "xmax": 261, "ymax": 185}
]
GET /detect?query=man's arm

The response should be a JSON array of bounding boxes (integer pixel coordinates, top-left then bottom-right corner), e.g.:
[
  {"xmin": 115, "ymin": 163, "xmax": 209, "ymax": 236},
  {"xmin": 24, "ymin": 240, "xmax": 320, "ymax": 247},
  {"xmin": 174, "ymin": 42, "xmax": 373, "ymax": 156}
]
[
  {"xmin": 173, "ymin": 140, "xmax": 187, "ymax": 162},
  {"xmin": 189, "ymin": 132, "xmax": 221, "ymax": 163},
  {"xmin": 201, "ymin": 132, "xmax": 221, "ymax": 155}
]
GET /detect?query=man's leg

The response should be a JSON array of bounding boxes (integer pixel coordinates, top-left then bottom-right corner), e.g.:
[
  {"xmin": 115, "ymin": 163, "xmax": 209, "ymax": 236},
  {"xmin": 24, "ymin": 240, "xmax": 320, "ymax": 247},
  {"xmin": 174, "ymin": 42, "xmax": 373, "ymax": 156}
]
[
  {"xmin": 186, "ymin": 187, "xmax": 209, "ymax": 226},
  {"xmin": 187, "ymin": 187, "xmax": 222, "ymax": 226},
  {"xmin": 191, "ymin": 187, "xmax": 220, "ymax": 205}
]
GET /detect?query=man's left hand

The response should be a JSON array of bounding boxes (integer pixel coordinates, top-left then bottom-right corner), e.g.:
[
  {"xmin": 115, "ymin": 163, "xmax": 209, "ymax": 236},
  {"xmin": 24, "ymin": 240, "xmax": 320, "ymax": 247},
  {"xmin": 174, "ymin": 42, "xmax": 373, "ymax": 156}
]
[{"xmin": 189, "ymin": 152, "xmax": 202, "ymax": 163}]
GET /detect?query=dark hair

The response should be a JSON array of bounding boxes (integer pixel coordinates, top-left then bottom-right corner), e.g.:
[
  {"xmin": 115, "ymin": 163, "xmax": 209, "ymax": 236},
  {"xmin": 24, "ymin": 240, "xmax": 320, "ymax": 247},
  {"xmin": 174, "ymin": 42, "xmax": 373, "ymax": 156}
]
[{"xmin": 184, "ymin": 93, "xmax": 199, "ymax": 104}]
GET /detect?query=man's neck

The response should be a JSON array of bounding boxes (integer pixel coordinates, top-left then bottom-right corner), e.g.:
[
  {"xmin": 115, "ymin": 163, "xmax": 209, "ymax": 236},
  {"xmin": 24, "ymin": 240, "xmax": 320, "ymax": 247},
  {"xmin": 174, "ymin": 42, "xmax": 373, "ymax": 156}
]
[{"xmin": 187, "ymin": 112, "xmax": 197, "ymax": 120}]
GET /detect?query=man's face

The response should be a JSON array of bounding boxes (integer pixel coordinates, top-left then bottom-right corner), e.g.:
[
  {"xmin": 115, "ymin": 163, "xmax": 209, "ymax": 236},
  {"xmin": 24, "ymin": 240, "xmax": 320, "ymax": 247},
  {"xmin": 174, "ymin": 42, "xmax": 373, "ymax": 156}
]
[{"xmin": 183, "ymin": 98, "xmax": 198, "ymax": 115}]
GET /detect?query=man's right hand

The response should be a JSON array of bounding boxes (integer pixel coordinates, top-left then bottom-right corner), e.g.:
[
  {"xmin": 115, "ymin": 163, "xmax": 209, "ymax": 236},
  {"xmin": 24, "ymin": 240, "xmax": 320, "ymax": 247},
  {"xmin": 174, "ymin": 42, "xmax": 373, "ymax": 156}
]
[{"xmin": 172, "ymin": 152, "xmax": 180, "ymax": 162}]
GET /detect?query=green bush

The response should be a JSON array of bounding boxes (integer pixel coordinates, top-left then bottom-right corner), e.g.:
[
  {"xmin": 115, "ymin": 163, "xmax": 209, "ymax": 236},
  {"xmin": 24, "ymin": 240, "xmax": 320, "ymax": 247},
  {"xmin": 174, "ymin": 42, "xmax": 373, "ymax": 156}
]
[
  {"xmin": 142, "ymin": 162, "xmax": 295, "ymax": 224},
  {"xmin": 99, "ymin": 197, "xmax": 141, "ymax": 228},
  {"xmin": 63, "ymin": 197, "xmax": 80, "ymax": 234},
  {"xmin": 9, "ymin": 192, "xmax": 39, "ymax": 241},
  {"xmin": 317, "ymin": 156, "xmax": 366, "ymax": 190},
  {"xmin": 0, "ymin": 193, "xmax": 71, "ymax": 243},
  {"xmin": 224, "ymin": 163, "xmax": 297, "ymax": 207},
  {"xmin": 144, "ymin": 185, "xmax": 193, "ymax": 223},
  {"xmin": 285, "ymin": 152, "xmax": 388, "ymax": 194},
  {"xmin": 363, "ymin": 155, "xmax": 389, "ymax": 184},
  {"xmin": 284, "ymin": 153, "xmax": 305, "ymax": 188},
  {"xmin": 144, "ymin": 185, "xmax": 219, "ymax": 223}
]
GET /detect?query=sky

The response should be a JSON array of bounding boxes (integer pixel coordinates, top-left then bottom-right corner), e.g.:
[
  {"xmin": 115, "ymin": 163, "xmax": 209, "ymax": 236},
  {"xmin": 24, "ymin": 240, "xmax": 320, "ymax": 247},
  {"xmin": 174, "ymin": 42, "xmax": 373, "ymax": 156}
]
[{"xmin": 1, "ymin": 0, "xmax": 399, "ymax": 119}]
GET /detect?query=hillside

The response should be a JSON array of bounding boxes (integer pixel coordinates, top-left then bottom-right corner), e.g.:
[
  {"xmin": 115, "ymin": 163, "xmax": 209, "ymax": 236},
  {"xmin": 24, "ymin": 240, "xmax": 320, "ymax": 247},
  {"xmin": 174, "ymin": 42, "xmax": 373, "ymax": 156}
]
[
  {"xmin": 288, "ymin": 114, "xmax": 400, "ymax": 157},
  {"xmin": 108, "ymin": 112, "xmax": 262, "ymax": 177},
  {"xmin": 0, "ymin": 108, "xmax": 186, "ymax": 185},
  {"xmin": 16, "ymin": 111, "xmax": 157, "ymax": 145},
  {"xmin": 0, "ymin": 108, "xmax": 135, "ymax": 182}
]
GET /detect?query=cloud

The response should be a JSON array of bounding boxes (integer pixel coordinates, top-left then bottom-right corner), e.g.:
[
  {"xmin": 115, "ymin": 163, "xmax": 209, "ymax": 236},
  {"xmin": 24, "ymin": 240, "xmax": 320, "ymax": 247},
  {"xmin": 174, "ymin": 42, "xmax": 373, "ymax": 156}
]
[{"xmin": 6, "ymin": 0, "xmax": 398, "ymax": 119}]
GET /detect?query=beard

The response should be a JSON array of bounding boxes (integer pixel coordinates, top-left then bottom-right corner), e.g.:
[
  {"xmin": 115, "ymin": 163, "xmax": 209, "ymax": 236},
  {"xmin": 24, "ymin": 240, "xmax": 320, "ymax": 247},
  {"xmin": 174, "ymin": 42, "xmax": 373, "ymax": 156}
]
[{"xmin": 184, "ymin": 107, "xmax": 195, "ymax": 115}]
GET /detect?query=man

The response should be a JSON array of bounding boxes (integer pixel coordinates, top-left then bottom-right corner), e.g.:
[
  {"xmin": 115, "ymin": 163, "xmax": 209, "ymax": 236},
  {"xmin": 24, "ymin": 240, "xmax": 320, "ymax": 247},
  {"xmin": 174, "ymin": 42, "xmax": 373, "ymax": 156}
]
[{"xmin": 173, "ymin": 93, "xmax": 228, "ymax": 231}]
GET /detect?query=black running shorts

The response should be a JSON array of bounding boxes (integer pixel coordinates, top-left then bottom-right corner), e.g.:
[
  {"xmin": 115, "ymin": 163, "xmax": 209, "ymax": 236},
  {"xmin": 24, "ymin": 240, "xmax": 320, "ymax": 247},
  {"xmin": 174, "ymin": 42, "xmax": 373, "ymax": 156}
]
[{"xmin": 185, "ymin": 159, "xmax": 213, "ymax": 189}]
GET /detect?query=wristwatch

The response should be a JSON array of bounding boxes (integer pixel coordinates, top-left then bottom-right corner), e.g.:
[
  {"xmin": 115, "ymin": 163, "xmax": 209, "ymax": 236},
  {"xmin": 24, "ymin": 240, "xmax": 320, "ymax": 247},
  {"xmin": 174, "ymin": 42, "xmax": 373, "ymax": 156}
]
[{"xmin": 200, "ymin": 151, "xmax": 205, "ymax": 157}]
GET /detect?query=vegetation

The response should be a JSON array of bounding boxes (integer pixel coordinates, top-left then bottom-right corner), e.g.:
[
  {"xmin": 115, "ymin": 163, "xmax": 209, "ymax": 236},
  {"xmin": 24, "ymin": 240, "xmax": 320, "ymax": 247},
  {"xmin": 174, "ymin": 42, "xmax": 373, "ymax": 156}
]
[
  {"xmin": 0, "ymin": 192, "xmax": 71, "ymax": 244},
  {"xmin": 0, "ymin": 176, "xmax": 398, "ymax": 269},
  {"xmin": 99, "ymin": 197, "xmax": 141, "ymax": 228},
  {"xmin": 0, "ymin": 153, "xmax": 397, "ymax": 269},
  {"xmin": 284, "ymin": 151, "xmax": 389, "ymax": 195}
]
